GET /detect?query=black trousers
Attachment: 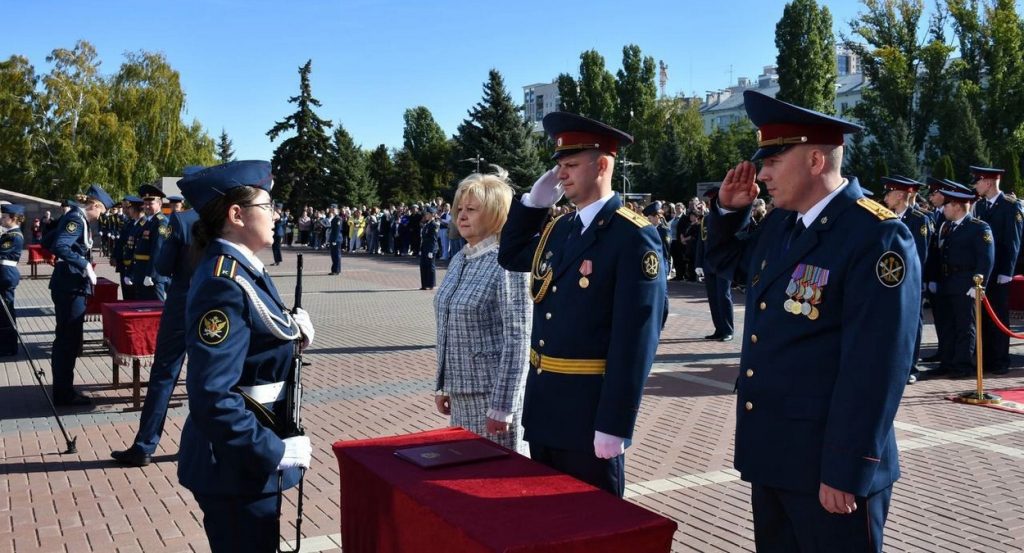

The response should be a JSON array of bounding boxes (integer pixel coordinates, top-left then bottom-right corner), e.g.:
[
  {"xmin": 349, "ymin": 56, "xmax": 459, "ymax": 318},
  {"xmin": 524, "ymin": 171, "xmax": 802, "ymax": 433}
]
[
  {"xmin": 981, "ymin": 281, "xmax": 1010, "ymax": 372},
  {"xmin": 194, "ymin": 492, "xmax": 279, "ymax": 553},
  {"xmin": 419, "ymin": 254, "xmax": 436, "ymax": 288},
  {"xmin": 0, "ymin": 287, "xmax": 17, "ymax": 356},
  {"xmin": 937, "ymin": 293, "xmax": 976, "ymax": 373},
  {"xmin": 530, "ymin": 443, "xmax": 625, "ymax": 497}
]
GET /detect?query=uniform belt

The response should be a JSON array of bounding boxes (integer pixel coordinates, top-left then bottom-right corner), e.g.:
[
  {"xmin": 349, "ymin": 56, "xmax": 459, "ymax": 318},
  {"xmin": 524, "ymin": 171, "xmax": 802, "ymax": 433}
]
[
  {"xmin": 942, "ymin": 263, "xmax": 967, "ymax": 276},
  {"xmin": 238, "ymin": 381, "xmax": 286, "ymax": 404},
  {"xmin": 133, "ymin": 254, "xmax": 151, "ymax": 261},
  {"xmin": 1, "ymin": 260, "xmax": 16, "ymax": 267},
  {"xmin": 529, "ymin": 349, "xmax": 606, "ymax": 375}
]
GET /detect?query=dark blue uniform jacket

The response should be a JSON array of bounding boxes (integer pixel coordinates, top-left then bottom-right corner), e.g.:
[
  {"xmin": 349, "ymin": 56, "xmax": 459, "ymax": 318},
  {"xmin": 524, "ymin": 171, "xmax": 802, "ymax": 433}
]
[{"xmin": 44, "ymin": 206, "xmax": 93, "ymax": 295}]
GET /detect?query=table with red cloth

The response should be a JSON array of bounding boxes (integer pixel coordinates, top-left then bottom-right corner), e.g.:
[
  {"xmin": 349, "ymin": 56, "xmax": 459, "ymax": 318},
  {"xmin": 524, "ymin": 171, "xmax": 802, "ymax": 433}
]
[
  {"xmin": 26, "ymin": 244, "xmax": 55, "ymax": 278},
  {"xmin": 101, "ymin": 300, "xmax": 163, "ymax": 410},
  {"xmin": 85, "ymin": 277, "xmax": 119, "ymax": 321},
  {"xmin": 1009, "ymin": 275, "xmax": 1024, "ymax": 316},
  {"xmin": 332, "ymin": 428, "xmax": 677, "ymax": 553}
]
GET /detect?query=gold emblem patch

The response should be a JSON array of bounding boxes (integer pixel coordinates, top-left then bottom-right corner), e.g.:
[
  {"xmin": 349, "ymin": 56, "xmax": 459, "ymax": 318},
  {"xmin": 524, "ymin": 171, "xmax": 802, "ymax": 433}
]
[
  {"xmin": 159, "ymin": 225, "xmax": 171, "ymax": 238},
  {"xmin": 199, "ymin": 309, "xmax": 229, "ymax": 345},
  {"xmin": 876, "ymin": 251, "xmax": 906, "ymax": 288},
  {"xmin": 1, "ymin": 240, "xmax": 11, "ymax": 249},
  {"xmin": 65, "ymin": 221, "xmax": 78, "ymax": 233},
  {"xmin": 984, "ymin": 232, "xmax": 993, "ymax": 243},
  {"xmin": 642, "ymin": 251, "xmax": 660, "ymax": 279},
  {"xmin": 920, "ymin": 224, "xmax": 928, "ymax": 236},
  {"xmin": 1017, "ymin": 212, "xmax": 1022, "ymax": 223}
]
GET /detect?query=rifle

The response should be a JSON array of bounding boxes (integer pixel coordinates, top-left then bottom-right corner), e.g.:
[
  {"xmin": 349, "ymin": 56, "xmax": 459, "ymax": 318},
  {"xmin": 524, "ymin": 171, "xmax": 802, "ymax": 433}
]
[{"xmin": 278, "ymin": 253, "xmax": 305, "ymax": 553}]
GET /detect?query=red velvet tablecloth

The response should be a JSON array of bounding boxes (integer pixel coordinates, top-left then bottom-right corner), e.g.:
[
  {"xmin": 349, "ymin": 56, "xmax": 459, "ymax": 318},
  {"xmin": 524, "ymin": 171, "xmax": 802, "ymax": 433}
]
[
  {"xmin": 86, "ymin": 277, "xmax": 120, "ymax": 316},
  {"xmin": 101, "ymin": 301, "xmax": 163, "ymax": 365},
  {"xmin": 26, "ymin": 244, "xmax": 55, "ymax": 265},
  {"xmin": 332, "ymin": 428, "xmax": 677, "ymax": 553},
  {"xmin": 1010, "ymin": 275, "xmax": 1024, "ymax": 311}
]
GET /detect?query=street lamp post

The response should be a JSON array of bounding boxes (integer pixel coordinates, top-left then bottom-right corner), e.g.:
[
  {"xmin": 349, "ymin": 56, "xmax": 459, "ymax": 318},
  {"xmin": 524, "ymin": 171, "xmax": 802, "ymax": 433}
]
[{"xmin": 460, "ymin": 153, "xmax": 486, "ymax": 173}]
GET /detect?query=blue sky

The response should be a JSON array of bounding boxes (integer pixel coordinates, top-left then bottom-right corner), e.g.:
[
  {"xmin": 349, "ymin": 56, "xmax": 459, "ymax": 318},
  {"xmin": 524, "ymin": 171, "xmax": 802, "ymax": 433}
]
[{"xmin": 7, "ymin": 1, "xmax": 906, "ymax": 161}]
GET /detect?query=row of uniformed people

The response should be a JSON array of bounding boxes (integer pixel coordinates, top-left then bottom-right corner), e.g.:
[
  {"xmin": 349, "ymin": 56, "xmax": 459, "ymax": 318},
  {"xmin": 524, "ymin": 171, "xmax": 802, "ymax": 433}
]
[
  {"xmin": 111, "ymin": 184, "xmax": 172, "ymax": 301},
  {"xmin": 0, "ymin": 204, "xmax": 26, "ymax": 357}
]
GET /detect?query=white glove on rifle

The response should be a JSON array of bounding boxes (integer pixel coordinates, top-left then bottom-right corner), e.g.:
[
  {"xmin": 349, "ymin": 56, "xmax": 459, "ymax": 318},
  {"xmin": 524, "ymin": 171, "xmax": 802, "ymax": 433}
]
[
  {"xmin": 997, "ymin": 274, "xmax": 1013, "ymax": 285},
  {"xmin": 522, "ymin": 166, "xmax": 563, "ymax": 208},
  {"xmin": 85, "ymin": 264, "xmax": 97, "ymax": 286},
  {"xmin": 292, "ymin": 308, "xmax": 315, "ymax": 350},
  {"xmin": 143, "ymin": 276, "xmax": 154, "ymax": 287},
  {"xmin": 695, "ymin": 267, "xmax": 705, "ymax": 279},
  {"xmin": 594, "ymin": 430, "xmax": 625, "ymax": 459},
  {"xmin": 277, "ymin": 436, "xmax": 312, "ymax": 470},
  {"xmin": 124, "ymin": 276, "xmax": 134, "ymax": 286}
]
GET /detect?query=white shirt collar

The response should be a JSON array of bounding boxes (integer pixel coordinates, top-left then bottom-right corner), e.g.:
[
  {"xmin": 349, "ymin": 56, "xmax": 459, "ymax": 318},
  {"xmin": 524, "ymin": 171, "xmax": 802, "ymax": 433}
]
[
  {"xmin": 215, "ymin": 238, "xmax": 266, "ymax": 273},
  {"xmin": 462, "ymin": 234, "xmax": 499, "ymax": 259},
  {"xmin": 951, "ymin": 214, "xmax": 968, "ymax": 226},
  {"xmin": 797, "ymin": 180, "xmax": 848, "ymax": 227},
  {"xmin": 575, "ymin": 191, "xmax": 616, "ymax": 233},
  {"xmin": 989, "ymin": 192, "xmax": 1002, "ymax": 205},
  {"xmin": 894, "ymin": 207, "xmax": 908, "ymax": 219}
]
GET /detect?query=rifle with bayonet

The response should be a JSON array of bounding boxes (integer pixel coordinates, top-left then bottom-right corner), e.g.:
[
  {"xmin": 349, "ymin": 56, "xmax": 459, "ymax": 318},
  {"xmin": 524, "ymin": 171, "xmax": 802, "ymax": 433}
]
[{"xmin": 278, "ymin": 253, "xmax": 305, "ymax": 553}]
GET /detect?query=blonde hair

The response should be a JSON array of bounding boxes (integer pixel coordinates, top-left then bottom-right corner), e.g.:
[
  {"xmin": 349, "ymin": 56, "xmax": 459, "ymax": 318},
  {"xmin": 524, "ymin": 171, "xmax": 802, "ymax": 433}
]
[
  {"xmin": 75, "ymin": 194, "xmax": 104, "ymax": 208},
  {"xmin": 452, "ymin": 165, "xmax": 514, "ymax": 238}
]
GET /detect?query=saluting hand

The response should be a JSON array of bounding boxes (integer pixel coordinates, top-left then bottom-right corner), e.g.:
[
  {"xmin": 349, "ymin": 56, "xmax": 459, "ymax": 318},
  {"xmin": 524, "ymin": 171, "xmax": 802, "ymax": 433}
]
[
  {"xmin": 819, "ymin": 482, "xmax": 857, "ymax": 515},
  {"xmin": 718, "ymin": 161, "xmax": 760, "ymax": 210}
]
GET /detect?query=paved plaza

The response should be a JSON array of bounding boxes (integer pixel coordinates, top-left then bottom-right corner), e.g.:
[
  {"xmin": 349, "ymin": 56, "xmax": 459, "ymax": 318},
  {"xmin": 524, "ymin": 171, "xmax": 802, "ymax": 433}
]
[{"xmin": 2, "ymin": 248, "xmax": 1024, "ymax": 552}]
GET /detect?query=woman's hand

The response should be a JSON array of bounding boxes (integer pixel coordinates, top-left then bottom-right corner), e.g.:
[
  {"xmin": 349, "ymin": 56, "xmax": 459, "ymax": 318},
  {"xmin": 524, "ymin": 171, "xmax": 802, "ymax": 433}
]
[
  {"xmin": 434, "ymin": 394, "xmax": 451, "ymax": 415},
  {"xmin": 485, "ymin": 417, "xmax": 509, "ymax": 435}
]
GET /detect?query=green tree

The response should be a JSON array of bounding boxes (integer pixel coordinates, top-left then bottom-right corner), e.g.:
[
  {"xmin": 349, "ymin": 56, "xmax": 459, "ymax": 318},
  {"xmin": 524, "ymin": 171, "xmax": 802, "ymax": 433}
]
[
  {"xmin": 932, "ymin": 154, "xmax": 956, "ymax": 179},
  {"xmin": 266, "ymin": 60, "xmax": 333, "ymax": 209},
  {"xmin": 932, "ymin": 86, "xmax": 989, "ymax": 178},
  {"xmin": 704, "ymin": 119, "xmax": 757, "ymax": 182},
  {"xmin": 577, "ymin": 50, "xmax": 618, "ymax": 122},
  {"xmin": 556, "ymin": 73, "xmax": 580, "ymax": 113},
  {"xmin": 0, "ymin": 55, "xmax": 39, "ymax": 193},
  {"xmin": 614, "ymin": 45, "xmax": 660, "ymax": 193},
  {"xmin": 775, "ymin": 0, "xmax": 838, "ymax": 113},
  {"xmin": 367, "ymin": 145, "xmax": 396, "ymax": 204},
  {"xmin": 390, "ymin": 148, "xmax": 424, "ymax": 204},
  {"xmin": 326, "ymin": 124, "xmax": 377, "ymax": 206},
  {"xmin": 217, "ymin": 129, "xmax": 235, "ymax": 163},
  {"xmin": 652, "ymin": 98, "xmax": 709, "ymax": 200},
  {"xmin": 403, "ymin": 106, "xmax": 452, "ymax": 196},
  {"xmin": 455, "ymin": 69, "xmax": 543, "ymax": 188}
]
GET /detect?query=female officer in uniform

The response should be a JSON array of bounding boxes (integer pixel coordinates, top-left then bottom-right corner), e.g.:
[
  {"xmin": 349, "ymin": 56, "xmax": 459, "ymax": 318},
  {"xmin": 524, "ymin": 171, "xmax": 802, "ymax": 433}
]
[
  {"xmin": 177, "ymin": 160, "xmax": 315, "ymax": 553},
  {"xmin": 45, "ymin": 185, "xmax": 114, "ymax": 405},
  {"xmin": 0, "ymin": 204, "xmax": 26, "ymax": 356}
]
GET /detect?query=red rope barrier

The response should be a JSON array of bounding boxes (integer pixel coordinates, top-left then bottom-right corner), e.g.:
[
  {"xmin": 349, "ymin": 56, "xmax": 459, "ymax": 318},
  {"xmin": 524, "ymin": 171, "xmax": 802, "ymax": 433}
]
[{"xmin": 981, "ymin": 294, "xmax": 1024, "ymax": 339}]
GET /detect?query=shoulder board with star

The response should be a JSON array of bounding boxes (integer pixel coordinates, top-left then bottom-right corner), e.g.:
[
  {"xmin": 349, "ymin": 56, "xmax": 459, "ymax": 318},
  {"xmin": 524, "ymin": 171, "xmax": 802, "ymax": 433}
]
[
  {"xmin": 212, "ymin": 255, "xmax": 238, "ymax": 279},
  {"xmin": 856, "ymin": 197, "xmax": 897, "ymax": 221},
  {"xmin": 155, "ymin": 213, "xmax": 167, "ymax": 221},
  {"xmin": 970, "ymin": 218, "xmax": 987, "ymax": 225},
  {"xmin": 616, "ymin": 207, "xmax": 651, "ymax": 228}
]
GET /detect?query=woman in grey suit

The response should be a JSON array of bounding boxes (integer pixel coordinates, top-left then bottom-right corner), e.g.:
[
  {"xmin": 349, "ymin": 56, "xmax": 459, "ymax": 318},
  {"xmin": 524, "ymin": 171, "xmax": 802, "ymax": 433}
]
[{"xmin": 434, "ymin": 167, "xmax": 531, "ymax": 451}]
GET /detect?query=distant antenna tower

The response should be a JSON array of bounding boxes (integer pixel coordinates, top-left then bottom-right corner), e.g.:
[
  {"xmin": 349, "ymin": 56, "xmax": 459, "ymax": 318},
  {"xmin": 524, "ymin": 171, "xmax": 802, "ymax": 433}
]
[
  {"xmin": 658, "ymin": 60, "xmax": 669, "ymax": 98},
  {"xmin": 727, "ymin": 64, "xmax": 734, "ymax": 87}
]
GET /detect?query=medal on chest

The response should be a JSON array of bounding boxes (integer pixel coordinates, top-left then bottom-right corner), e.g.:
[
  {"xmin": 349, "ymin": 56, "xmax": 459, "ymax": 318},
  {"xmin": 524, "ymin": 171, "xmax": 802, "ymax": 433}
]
[
  {"xmin": 783, "ymin": 264, "xmax": 829, "ymax": 320},
  {"xmin": 579, "ymin": 259, "xmax": 593, "ymax": 288}
]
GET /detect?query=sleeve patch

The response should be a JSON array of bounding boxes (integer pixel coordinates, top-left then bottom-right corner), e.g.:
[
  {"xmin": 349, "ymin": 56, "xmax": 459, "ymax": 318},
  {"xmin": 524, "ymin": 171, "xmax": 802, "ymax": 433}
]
[
  {"xmin": 642, "ymin": 251, "xmax": 660, "ymax": 279},
  {"xmin": 65, "ymin": 221, "xmax": 78, "ymax": 233},
  {"xmin": 876, "ymin": 251, "xmax": 906, "ymax": 288},
  {"xmin": 158, "ymin": 224, "xmax": 171, "ymax": 238},
  {"xmin": 983, "ymin": 232, "xmax": 993, "ymax": 243},
  {"xmin": 199, "ymin": 309, "xmax": 230, "ymax": 345}
]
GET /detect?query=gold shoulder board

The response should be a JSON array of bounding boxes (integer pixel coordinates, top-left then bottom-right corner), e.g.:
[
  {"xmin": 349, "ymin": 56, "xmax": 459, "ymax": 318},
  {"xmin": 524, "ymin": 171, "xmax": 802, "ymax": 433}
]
[
  {"xmin": 616, "ymin": 207, "xmax": 651, "ymax": 228},
  {"xmin": 856, "ymin": 197, "xmax": 896, "ymax": 221}
]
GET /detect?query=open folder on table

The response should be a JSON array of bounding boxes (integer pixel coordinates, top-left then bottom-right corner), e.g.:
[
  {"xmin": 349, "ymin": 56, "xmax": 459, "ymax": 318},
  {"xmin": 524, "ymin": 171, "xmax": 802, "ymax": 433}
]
[{"xmin": 394, "ymin": 439, "xmax": 510, "ymax": 469}]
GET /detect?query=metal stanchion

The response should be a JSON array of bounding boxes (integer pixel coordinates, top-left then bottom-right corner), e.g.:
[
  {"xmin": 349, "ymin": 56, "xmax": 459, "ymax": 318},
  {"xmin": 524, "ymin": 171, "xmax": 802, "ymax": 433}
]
[{"xmin": 957, "ymin": 274, "xmax": 1002, "ymax": 405}]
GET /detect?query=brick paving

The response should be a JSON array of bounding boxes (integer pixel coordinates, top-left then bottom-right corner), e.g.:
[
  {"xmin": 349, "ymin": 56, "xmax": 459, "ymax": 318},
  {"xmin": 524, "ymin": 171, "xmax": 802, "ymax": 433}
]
[{"xmin": 2, "ymin": 246, "xmax": 1024, "ymax": 552}]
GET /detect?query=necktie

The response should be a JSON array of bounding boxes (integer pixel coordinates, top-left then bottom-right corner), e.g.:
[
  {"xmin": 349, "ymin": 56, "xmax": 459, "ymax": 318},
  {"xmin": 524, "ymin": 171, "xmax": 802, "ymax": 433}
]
[
  {"xmin": 566, "ymin": 215, "xmax": 582, "ymax": 242},
  {"xmin": 785, "ymin": 215, "xmax": 805, "ymax": 251}
]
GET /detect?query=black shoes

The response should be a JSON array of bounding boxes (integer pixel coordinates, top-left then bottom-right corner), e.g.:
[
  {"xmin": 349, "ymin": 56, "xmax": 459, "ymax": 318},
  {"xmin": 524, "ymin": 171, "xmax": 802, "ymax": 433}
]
[
  {"xmin": 719, "ymin": 335, "xmax": 734, "ymax": 342},
  {"xmin": 920, "ymin": 353, "xmax": 941, "ymax": 363},
  {"xmin": 53, "ymin": 391, "xmax": 93, "ymax": 407},
  {"xmin": 111, "ymin": 445, "xmax": 152, "ymax": 467},
  {"xmin": 704, "ymin": 333, "xmax": 721, "ymax": 340},
  {"xmin": 704, "ymin": 333, "xmax": 733, "ymax": 341}
]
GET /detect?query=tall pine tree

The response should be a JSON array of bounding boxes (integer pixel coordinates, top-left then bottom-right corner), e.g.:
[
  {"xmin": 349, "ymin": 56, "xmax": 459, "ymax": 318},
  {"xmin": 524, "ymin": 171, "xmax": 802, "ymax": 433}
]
[
  {"xmin": 367, "ymin": 145, "xmax": 397, "ymax": 204},
  {"xmin": 217, "ymin": 129, "xmax": 235, "ymax": 163},
  {"xmin": 326, "ymin": 124, "xmax": 377, "ymax": 206},
  {"xmin": 403, "ymin": 106, "xmax": 452, "ymax": 197},
  {"xmin": 774, "ymin": 0, "xmax": 837, "ymax": 113},
  {"xmin": 455, "ymin": 69, "xmax": 543, "ymax": 188},
  {"xmin": 577, "ymin": 50, "xmax": 618, "ymax": 122},
  {"xmin": 266, "ymin": 60, "xmax": 333, "ymax": 209}
]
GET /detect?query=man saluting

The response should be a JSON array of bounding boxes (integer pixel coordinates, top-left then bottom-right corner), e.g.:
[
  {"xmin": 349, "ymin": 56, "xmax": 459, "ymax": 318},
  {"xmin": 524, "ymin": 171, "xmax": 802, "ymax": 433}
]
[{"xmin": 705, "ymin": 91, "xmax": 919, "ymax": 552}]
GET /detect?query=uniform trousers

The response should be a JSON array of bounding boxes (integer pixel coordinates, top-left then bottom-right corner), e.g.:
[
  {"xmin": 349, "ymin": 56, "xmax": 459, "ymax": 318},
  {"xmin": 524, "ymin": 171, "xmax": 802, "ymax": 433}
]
[
  {"xmin": 133, "ymin": 291, "xmax": 186, "ymax": 454},
  {"xmin": 0, "ymin": 288, "xmax": 17, "ymax": 356},
  {"xmin": 121, "ymin": 278, "xmax": 136, "ymax": 301},
  {"xmin": 530, "ymin": 443, "xmax": 624, "ymax": 497},
  {"xmin": 272, "ymin": 235, "xmax": 283, "ymax": 264},
  {"xmin": 330, "ymin": 243, "xmax": 341, "ymax": 274},
  {"xmin": 135, "ymin": 283, "xmax": 162, "ymax": 301},
  {"xmin": 50, "ymin": 290, "xmax": 87, "ymax": 399},
  {"xmin": 419, "ymin": 255, "xmax": 436, "ymax": 288},
  {"xmin": 193, "ymin": 492, "xmax": 279, "ymax": 553},
  {"xmin": 751, "ymin": 483, "xmax": 891, "ymax": 553},
  {"xmin": 704, "ymin": 272, "xmax": 734, "ymax": 336},
  {"xmin": 936, "ymin": 293, "xmax": 976, "ymax": 373},
  {"xmin": 981, "ymin": 281, "xmax": 1010, "ymax": 372},
  {"xmin": 450, "ymin": 391, "xmax": 522, "ymax": 452}
]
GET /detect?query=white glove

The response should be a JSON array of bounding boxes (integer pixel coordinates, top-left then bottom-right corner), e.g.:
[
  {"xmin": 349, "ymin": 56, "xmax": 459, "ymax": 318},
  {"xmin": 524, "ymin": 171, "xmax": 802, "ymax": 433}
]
[
  {"xmin": 85, "ymin": 264, "xmax": 97, "ymax": 286},
  {"xmin": 427, "ymin": 252, "xmax": 433, "ymax": 259},
  {"xmin": 123, "ymin": 276, "xmax": 134, "ymax": 286},
  {"xmin": 967, "ymin": 288, "xmax": 977, "ymax": 298},
  {"xmin": 277, "ymin": 436, "xmax": 312, "ymax": 470},
  {"xmin": 594, "ymin": 431, "xmax": 625, "ymax": 459},
  {"xmin": 143, "ymin": 276, "xmax": 154, "ymax": 287},
  {"xmin": 927, "ymin": 282, "xmax": 937, "ymax": 294},
  {"xmin": 523, "ymin": 166, "xmax": 563, "ymax": 208},
  {"xmin": 292, "ymin": 307, "xmax": 315, "ymax": 350},
  {"xmin": 997, "ymin": 275, "xmax": 1013, "ymax": 284},
  {"xmin": 696, "ymin": 267, "xmax": 705, "ymax": 279}
]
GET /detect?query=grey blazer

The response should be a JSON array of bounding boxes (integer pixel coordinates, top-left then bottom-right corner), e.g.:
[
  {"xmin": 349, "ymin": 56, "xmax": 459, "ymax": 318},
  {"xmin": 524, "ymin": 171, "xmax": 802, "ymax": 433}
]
[{"xmin": 434, "ymin": 238, "xmax": 531, "ymax": 413}]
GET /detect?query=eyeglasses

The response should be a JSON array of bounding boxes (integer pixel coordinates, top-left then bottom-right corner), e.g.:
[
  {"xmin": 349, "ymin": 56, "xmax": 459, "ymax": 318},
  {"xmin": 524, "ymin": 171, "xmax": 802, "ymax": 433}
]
[{"xmin": 240, "ymin": 202, "xmax": 274, "ymax": 212}]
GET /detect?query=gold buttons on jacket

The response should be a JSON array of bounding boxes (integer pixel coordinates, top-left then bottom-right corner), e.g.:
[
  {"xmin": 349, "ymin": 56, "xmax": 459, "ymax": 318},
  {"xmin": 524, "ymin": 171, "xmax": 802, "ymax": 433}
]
[
  {"xmin": 538, "ymin": 340, "xmax": 545, "ymax": 348},
  {"xmin": 759, "ymin": 302, "xmax": 766, "ymax": 310},
  {"xmin": 545, "ymin": 313, "xmax": 552, "ymax": 320},
  {"xmin": 751, "ymin": 334, "xmax": 758, "ymax": 344},
  {"xmin": 745, "ymin": 401, "xmax": 753, "ymax": 411},
  {"xmin": 552, "ymin": 285, "xmax": 558, "ymax": 293},
  {"xmin": 746, "ymin": 369, "xmax": 754, "ymax": 377}
]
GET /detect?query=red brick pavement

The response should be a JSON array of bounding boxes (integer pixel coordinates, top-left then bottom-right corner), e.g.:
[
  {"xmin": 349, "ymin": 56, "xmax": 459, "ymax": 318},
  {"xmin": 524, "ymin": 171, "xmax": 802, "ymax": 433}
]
[{"xmin": 1, "ymin": 245, "xmax": 1023, "ymax": 552}]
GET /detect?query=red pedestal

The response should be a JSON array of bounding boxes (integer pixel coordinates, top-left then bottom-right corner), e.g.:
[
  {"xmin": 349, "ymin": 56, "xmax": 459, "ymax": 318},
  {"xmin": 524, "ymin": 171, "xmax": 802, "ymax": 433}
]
[
  {"xmin": 101, "ymin": 300, "xmax": 163, "ymax": 357},
  {"xmin": 1009, "ymin": 275, "xmax": 1024, "ymax": 311},
  {"xmin": 332, "ymin": 428, "xmax": 677, "ymax": 553},
  {"xmin": 86, "ymin": 277, "xmax": 120, "ymax": 316},
  {"xmin": 26, "ymin": 244, "xmax": 56, "ymax": 277}
]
